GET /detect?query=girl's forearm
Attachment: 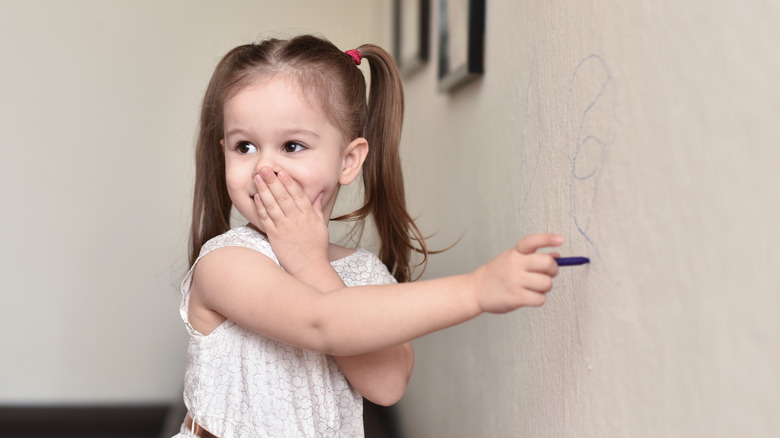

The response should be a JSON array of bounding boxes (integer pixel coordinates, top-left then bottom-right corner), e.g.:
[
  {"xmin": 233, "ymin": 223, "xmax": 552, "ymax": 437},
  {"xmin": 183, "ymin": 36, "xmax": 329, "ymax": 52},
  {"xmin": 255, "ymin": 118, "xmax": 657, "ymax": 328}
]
[{"xmin": 309, "ymin": 273, "xmax": 482, "ymax": 356}]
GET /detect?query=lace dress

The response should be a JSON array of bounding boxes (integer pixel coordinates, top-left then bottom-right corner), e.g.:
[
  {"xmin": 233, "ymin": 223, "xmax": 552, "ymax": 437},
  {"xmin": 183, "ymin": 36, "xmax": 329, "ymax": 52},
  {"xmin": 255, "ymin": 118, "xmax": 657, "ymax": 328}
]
[{"xmin": 175, "ymin": 226, "xmax": 396, "ymax": 437}]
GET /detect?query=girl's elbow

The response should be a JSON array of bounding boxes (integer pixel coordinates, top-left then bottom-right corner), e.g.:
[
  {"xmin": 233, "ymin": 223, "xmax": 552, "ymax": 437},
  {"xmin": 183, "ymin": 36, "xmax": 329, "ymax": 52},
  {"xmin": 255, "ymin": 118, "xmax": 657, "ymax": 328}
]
[
  {"xmin": 371, "ymin": 344, "xmax": 414, "ymax": 406},
  {"xmin": 366, "ymin": 360, "xmax": 414, "ymax": 406},
  {"xmin": 365, "ymin": 377, "xmax": 409, "ymax": 407}
]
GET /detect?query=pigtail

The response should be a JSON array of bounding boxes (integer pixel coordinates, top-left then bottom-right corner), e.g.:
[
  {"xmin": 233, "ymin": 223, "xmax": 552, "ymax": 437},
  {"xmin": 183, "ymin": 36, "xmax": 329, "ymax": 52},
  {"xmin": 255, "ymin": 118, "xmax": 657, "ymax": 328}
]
[
  {"xmin": 189, "ymin": 91, "xmax": 231, "ymax": 267},
  {"xmin": 188, "ymin": 46, "xmax": 251, "ymax": 266},
  {"xmin": 355, "ymin": 44, "xmax": 429, "ymax": 283}
]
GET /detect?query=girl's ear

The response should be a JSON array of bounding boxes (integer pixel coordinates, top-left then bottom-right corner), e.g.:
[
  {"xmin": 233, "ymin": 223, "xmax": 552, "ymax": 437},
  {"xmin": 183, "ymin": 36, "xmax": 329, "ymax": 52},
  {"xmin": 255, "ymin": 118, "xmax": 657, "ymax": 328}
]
[{"xmin": 339, "ymin": 137, "xmax": 369, "ymax": 185}]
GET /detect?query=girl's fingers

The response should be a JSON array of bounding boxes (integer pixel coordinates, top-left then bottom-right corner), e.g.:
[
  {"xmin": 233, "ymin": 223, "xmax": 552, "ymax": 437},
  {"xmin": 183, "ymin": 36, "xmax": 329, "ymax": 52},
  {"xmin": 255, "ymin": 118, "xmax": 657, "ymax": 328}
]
[
  {"xmin": 525, "ymin": 253, "xmax": 560, "ymax": 276},
  {"xmin": 253, "ymin": 193, "xmax": 269, "ymax": 219},
  {"xmin": 522, "ymin": 291, "xmax": 548, "ymax": 307},
  {"xmin": 276, "ymin": 170, "xmax": 313, "ymax": 213},
  {"xmin": 522, "ymin": 272, "xmax": 555, "ymax": 293},
  {"xmin": 256, "ymin": 168, "xmax": 297, "ymax": 215},
  {"xmin": 312, "ymin": 193, "xmax": 325, "ymax": 223},
  {"xmin": 515, "ymin": 234, "xmax": 564, "ymax": 254},
  {"xmin": 254, "ymin": 173, "xmax": 284, "ymax": 222},
  {"xmin": 256, "ymin": 168, "xmax": 315, "ymax": 218}
]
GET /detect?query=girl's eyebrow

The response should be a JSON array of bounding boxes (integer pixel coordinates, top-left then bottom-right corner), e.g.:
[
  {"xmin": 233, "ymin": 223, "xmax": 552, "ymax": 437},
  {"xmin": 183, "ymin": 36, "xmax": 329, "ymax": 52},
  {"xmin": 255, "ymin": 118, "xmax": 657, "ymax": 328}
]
[
  {"xmin": 224, "ymin": 127, "xmax": 250, "ymax": 138},
  {"xmin": 281, "ymin": 128, "xmax": 320, "ymax": 139},
  {"xmin": 223, "ymin": 127, "xmax": 320, "ymax": 139}
]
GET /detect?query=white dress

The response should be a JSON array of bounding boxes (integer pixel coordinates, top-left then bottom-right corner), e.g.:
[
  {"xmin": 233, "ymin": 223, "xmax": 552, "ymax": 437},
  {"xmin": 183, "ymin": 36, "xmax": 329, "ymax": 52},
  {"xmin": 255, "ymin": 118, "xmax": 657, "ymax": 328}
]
[{"xmin": 175, "ymin": 226, "xmax": 396, "ymax": 437}]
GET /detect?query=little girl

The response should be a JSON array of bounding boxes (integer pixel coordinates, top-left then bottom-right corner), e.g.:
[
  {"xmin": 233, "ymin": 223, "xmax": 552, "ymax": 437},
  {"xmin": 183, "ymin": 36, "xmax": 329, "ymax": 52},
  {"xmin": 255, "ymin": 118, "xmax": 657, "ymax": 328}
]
[{"xmin": 176, "ymin": 35, "xmax": 562, "ymax": 437}]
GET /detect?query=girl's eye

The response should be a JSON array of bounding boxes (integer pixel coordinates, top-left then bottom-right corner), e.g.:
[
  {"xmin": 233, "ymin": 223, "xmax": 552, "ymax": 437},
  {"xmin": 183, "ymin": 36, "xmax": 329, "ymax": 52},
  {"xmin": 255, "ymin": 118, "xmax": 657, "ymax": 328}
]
[
  {"xmin": 283, "ymin": 142, "xmax": 305, "ymax": 153},
  {"xmin": 237, "ymin": 141, "xmax": 257, "ymax": 154}
]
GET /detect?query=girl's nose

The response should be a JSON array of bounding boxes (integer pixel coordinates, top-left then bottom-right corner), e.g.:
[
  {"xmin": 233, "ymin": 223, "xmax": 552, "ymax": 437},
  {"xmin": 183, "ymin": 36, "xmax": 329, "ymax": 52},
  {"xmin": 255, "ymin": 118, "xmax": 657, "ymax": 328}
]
[{"xmin": 255, "ymin": 154, "xmax": 282, "ymax": 175}]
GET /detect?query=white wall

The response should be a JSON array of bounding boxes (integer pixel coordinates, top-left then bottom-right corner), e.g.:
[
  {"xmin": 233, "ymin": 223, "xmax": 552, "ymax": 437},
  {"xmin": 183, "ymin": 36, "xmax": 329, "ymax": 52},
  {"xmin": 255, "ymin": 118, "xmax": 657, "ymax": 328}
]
[
  {"xmin": 0, "ymin": 0, "xmax": 389, "ymax": 404},
  {"xmin": 395, "ymin": 0, "xmax": 780, "ymax": 436}
]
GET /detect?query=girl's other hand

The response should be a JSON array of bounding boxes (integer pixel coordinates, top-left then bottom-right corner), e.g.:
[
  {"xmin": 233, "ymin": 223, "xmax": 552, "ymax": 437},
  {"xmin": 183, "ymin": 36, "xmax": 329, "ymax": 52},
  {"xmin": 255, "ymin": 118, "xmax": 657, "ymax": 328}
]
[
  {"xmin": 253, "ymin": 167, "xmax": 329, "ymax": 276},
  {"xmin": 471, "ymin": 234, "xmax": 563, "ymax": 314}
]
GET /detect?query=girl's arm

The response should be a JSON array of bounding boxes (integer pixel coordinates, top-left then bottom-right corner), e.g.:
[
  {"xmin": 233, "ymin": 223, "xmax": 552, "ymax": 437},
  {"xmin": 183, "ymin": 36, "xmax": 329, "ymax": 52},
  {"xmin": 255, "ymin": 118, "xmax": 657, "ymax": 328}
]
[
  {"xmin": 190, "ymin": 232, "xmax": 560, "ymax": 356},
  {"xmin": 249, "ymin": 170, "xmax": 413, "ymax": 405}
]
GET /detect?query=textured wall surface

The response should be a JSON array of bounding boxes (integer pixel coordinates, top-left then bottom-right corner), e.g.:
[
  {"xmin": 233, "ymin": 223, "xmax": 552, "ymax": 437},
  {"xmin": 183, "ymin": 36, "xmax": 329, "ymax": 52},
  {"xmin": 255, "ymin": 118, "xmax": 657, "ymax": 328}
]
[{"xmin": 396, "ymin": 0, "xmax": 780, "ymax": 436}]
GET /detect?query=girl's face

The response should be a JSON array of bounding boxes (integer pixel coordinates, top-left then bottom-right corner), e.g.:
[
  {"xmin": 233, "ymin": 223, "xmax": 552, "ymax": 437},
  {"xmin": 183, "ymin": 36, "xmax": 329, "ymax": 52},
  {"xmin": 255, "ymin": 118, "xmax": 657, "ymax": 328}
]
[{"xmin": 221, "ymin": 75, "xmax": 364, "ymax": 231}]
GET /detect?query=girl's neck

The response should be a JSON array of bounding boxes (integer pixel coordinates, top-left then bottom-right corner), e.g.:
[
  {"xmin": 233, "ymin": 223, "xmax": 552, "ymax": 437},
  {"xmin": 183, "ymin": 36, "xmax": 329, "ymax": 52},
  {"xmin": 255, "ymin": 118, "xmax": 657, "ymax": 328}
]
[
  {"xmin": 246, "ymin": 222, "xmax": 356, "ymax": 262},
  {"xmin": 328, "ymin": 244, "xmax": 357, "ymax": 262}
]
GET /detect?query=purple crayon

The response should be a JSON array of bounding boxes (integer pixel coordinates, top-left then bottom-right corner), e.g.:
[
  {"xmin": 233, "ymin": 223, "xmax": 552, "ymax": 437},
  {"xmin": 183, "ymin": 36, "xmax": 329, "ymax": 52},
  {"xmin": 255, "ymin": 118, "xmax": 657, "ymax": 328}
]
[{"xmin": 555, "ymin": 257, "xmax": 590, "ymax": 266}]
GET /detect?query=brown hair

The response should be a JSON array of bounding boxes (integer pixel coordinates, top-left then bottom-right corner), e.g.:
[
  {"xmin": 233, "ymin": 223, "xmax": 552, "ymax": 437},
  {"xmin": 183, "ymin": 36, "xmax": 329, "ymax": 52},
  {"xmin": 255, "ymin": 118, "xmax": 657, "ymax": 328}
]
[{"xmin": 189, "ymin": 35, "xmax": 428, "ymax": 283}]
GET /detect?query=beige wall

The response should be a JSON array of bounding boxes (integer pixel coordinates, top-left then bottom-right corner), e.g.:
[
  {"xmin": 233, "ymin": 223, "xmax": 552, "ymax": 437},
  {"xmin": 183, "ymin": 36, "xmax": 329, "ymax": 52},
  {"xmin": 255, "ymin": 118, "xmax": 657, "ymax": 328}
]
[
  {"xmin": 4, "ymin": 0, "xmax": 780, "ymax": 436},
  {"xmin": 0, "ymin": 0, "xmax": 389, "ymax": 403},
  {"xmin": 396, "ymin": 0, "xmax": 780, "ymax": 436}
]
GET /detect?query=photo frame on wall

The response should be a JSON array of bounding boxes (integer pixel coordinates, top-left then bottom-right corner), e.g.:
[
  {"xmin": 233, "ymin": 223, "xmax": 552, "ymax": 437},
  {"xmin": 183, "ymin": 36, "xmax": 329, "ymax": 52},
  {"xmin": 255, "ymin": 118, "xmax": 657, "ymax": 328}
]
[
  {"xmin": 393, "ymin": 0, "xmax": 430, "ymax": 76},
  {"xmin": 437, "ymin": 0, "xmax": 485, "ymax": 92}
]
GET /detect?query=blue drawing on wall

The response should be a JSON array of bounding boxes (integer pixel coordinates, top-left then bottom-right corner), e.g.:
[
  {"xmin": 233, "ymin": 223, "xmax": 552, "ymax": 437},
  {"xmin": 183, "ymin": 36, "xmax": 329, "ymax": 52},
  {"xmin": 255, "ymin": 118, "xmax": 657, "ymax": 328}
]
[{"xmin": 567, "ymin": 54, "xmax": 618, "ymax": 260}]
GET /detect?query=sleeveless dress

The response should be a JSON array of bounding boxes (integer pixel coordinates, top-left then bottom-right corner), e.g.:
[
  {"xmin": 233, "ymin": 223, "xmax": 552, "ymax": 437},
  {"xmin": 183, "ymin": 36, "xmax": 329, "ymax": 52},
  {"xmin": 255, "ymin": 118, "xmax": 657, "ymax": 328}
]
[{"xmin": 175, "ymin": 226, "xmax": 396, "ymax": 437}]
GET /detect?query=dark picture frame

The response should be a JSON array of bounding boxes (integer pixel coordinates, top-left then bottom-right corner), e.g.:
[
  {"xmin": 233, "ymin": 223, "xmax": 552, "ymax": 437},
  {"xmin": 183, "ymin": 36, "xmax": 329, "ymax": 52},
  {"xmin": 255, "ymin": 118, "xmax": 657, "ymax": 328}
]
[
  {"xmin": 393, "ymin": 0, "xmax": 431, "ymax": 76},
  {"xmin": 437, "ymin": 0, "xmax": 485, "ymax": 92}
]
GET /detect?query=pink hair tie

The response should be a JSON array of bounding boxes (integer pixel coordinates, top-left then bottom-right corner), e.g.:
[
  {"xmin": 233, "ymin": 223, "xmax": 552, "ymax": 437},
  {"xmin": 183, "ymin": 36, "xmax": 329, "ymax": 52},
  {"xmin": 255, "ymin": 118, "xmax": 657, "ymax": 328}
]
[{"xmin": 345, "ymin": 49, "xmax": 362, "ymax": 65}]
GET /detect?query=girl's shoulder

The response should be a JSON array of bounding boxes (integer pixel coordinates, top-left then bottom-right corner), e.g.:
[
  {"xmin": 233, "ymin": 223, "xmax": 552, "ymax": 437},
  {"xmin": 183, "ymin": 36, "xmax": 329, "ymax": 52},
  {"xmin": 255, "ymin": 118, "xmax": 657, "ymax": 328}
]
[
  {"xmin": 330, "ymin": 246, "xmax": 397, "ymax": 286},
  {"xmin": 182, "ymin": 226, "xmax": 277, "ymax": 297},
  {"xmin": 199, "ymin": 225, "xmax": 277, "ymax": 264}
]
